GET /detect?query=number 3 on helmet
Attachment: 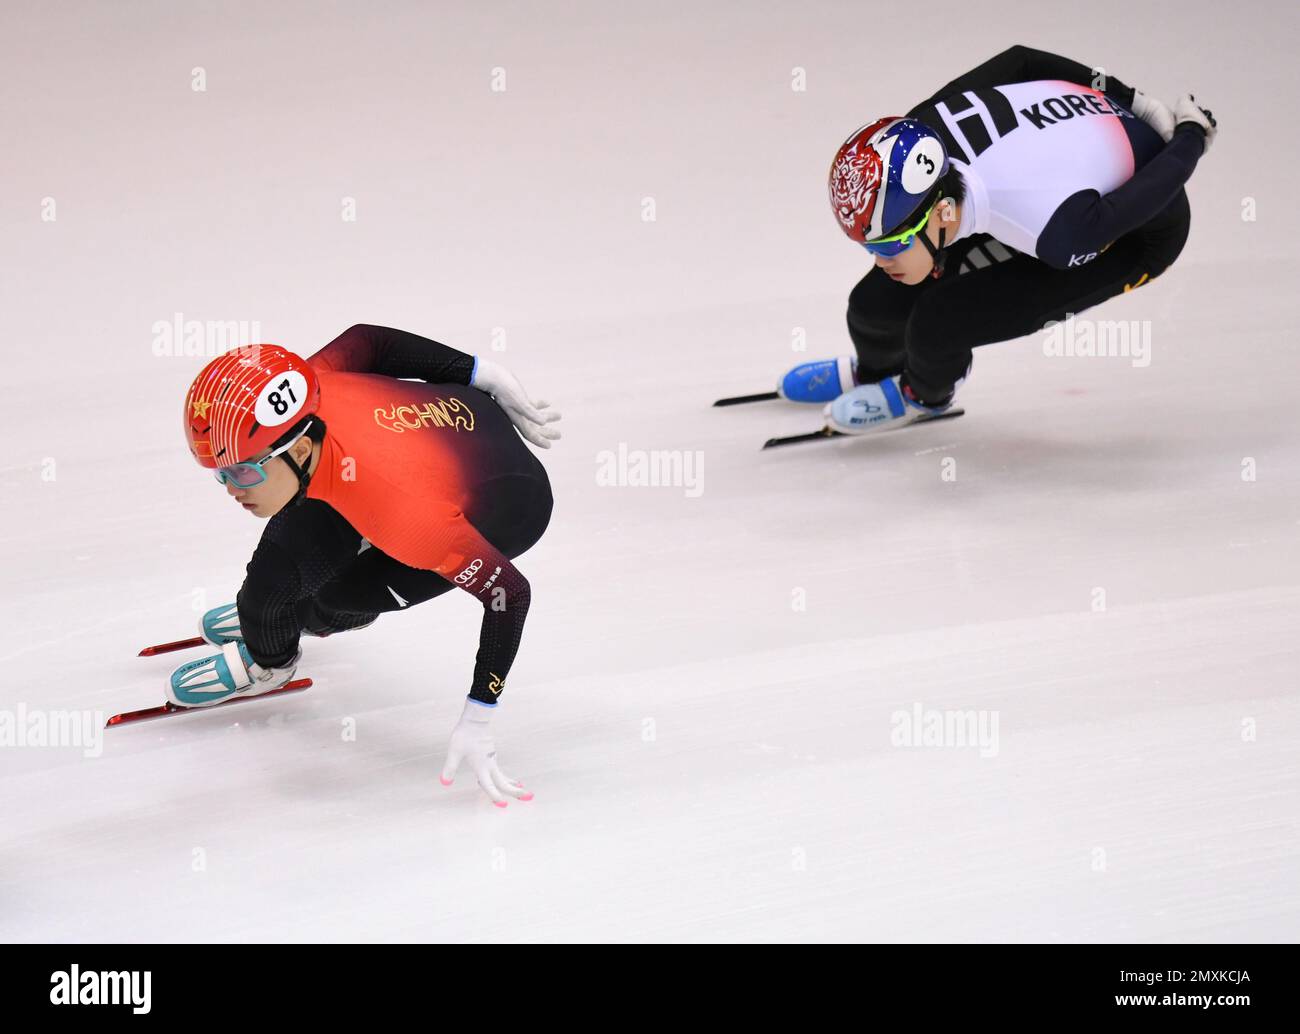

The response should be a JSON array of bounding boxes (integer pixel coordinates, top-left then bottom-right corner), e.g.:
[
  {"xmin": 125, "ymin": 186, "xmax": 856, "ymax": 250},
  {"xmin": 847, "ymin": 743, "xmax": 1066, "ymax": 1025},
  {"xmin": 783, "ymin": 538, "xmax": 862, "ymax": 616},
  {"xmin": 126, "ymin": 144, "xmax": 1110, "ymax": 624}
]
[{"xmin": 828, "ymin": 116, "xmax": 949, "ymax": 247}]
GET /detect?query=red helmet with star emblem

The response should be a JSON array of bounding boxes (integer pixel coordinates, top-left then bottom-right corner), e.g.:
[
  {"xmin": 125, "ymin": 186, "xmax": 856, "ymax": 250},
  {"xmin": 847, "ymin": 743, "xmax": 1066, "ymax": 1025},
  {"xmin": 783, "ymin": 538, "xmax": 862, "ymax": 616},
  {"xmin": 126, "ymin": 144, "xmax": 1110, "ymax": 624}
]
[{"xmin": 183, "ymin": 345, "xmax": 320, "ymax": 469}]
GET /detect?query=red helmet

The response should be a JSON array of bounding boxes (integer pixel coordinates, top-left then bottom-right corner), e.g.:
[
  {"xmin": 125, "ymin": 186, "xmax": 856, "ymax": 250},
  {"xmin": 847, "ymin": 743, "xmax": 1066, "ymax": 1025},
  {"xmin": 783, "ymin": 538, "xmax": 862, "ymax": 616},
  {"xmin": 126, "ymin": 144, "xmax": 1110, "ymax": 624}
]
[{"xmin": 184, "ymin": 345, "xmax": 320, "ymax": 469}]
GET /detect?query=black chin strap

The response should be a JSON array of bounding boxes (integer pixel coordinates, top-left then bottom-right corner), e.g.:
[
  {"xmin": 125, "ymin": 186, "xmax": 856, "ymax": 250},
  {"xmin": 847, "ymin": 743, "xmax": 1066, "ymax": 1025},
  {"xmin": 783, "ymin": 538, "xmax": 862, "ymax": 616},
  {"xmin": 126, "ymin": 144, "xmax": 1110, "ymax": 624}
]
[
  {"xmin": 278, "ymin": 423, "xmax": 316, "ymax": 505},
  {"xmin": 921, "ymin": 223, "xmax": 949, "ymax": 279},
  {"xmin": 280, "ymin": 450, "xmax": 313, "ymax": 504},
  {"xmin": 276, "ymin": 416, "xmax": 319, "ymax": 504}
]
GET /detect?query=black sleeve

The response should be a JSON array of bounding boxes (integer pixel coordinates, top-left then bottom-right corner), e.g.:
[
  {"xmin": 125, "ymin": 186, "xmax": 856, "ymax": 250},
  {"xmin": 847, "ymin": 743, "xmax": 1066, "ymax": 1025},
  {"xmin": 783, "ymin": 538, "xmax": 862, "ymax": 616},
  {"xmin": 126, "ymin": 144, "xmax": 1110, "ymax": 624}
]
[
  {"xmin": 432, "ymin": 511, "xmax": 536, "ymax": 706},
  {"xmin": 909, "ymin": 44, "xmax": 1137, "ymax": 115},
  {"xmin": 1036, "ymin": 124, "xmax": 1205, "ymax": 269},
  {"xmin": 307, "ymin": 324, "xmax": 476, "ymax": 384},
  {"xmin": 466, "ymin": 562, "xmax": 532, "ymax": 706}
]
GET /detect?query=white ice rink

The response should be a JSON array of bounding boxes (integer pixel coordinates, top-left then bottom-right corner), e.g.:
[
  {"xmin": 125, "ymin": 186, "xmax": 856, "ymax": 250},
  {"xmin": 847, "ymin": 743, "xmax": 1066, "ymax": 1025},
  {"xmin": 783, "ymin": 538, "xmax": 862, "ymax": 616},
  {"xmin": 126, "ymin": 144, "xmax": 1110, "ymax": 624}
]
[{"xmin": 2, "ymin": 1, "xmax": 1298, "ymax": 942}]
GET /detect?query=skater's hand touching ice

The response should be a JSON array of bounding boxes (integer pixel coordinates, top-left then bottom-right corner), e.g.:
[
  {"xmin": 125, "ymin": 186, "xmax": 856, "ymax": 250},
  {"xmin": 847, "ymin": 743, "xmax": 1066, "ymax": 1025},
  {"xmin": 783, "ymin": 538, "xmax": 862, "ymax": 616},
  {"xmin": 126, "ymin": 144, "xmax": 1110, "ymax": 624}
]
[
  {"xmin": 471, "ymin": 357, "xmax": 562, "ymax": 449},
  {"xmin": 439, "ymin": 699, "xmax": 533, "ymax": 807}
]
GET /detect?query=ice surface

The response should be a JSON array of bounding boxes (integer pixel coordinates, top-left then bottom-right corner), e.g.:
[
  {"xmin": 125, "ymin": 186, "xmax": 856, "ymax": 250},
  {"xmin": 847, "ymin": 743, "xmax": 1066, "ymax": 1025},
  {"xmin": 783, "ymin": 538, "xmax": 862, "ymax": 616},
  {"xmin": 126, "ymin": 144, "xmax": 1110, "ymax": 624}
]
[{"xmin": 1, "ymin": 1, "xmax": 1297, "ymax": 942}]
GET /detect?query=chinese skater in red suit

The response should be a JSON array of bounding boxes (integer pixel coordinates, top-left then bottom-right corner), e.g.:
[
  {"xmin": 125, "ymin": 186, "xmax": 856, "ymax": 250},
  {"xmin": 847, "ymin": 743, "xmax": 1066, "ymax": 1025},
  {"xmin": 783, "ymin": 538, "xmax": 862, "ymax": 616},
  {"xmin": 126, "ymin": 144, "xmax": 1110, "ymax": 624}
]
[{"xmin": 174, "ymin": 324, "xmax": 559, "ymax": 807}]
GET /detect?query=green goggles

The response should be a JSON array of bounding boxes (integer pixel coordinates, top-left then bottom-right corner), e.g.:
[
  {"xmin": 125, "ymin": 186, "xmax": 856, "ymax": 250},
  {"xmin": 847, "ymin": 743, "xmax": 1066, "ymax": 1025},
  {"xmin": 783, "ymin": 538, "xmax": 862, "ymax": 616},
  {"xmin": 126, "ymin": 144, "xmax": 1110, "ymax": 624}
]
[{"xmin": 863, "ymin": 200, "xmax": 936, "ymax": 257}]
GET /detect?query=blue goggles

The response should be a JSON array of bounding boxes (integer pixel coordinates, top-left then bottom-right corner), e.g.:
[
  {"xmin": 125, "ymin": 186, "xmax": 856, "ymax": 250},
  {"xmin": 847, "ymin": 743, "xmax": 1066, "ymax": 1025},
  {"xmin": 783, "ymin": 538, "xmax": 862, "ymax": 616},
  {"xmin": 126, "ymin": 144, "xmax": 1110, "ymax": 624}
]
[
  {"xmin": 863, "ymin": 200, "xmax": 936, "ymax": 258},
  {"xmin": 213, "ymin": 423, "xmax": 312, "ymax": 488}
]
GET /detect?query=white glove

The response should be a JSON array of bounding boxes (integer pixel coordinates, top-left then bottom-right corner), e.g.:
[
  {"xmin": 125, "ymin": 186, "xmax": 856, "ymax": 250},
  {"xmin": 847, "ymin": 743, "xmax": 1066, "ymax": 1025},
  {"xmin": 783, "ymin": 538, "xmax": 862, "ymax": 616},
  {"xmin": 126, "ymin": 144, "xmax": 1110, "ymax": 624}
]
[
  {"xmin": 1130, "ymin": 89, "xmax": 1176, "ymax": 142},
  {"xmin": 439, "ymin": 699, "xmax": 532, "ymax": 807},
  {"xmin": 471, "ymin": 357, "xmax": 562, "ymax": 449},
  {"xmin": 1173, "ymin": 93, "xmax": 1217, "ymax": 154}
]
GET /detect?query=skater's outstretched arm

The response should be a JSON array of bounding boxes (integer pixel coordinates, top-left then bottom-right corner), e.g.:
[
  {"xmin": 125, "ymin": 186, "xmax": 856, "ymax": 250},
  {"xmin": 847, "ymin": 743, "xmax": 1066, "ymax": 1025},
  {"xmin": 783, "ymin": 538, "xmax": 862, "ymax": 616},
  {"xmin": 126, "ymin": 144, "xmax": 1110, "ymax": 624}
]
[
  {"xmin": 446, "ymin": 519, "xmax": 533, "ymax": 710},
  {"xmin": 371, "ymin": 499, "xmax": 533, "ymax": 706},
  {"xmin": 414, "ymin": 508, "xmax": 536, "ymax": 809}
]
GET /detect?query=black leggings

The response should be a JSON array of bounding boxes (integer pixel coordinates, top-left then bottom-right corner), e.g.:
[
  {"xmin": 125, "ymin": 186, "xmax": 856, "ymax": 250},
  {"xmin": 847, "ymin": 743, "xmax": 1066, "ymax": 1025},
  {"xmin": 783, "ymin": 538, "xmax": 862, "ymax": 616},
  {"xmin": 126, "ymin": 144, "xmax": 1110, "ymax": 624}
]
[
  {"xmin": 237, "ymin": 475, "xmax": 553, "ymax": 668},
  {"xmin": 847, "ymin": 189, "xmax": 1192, "ymax": 398}
]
